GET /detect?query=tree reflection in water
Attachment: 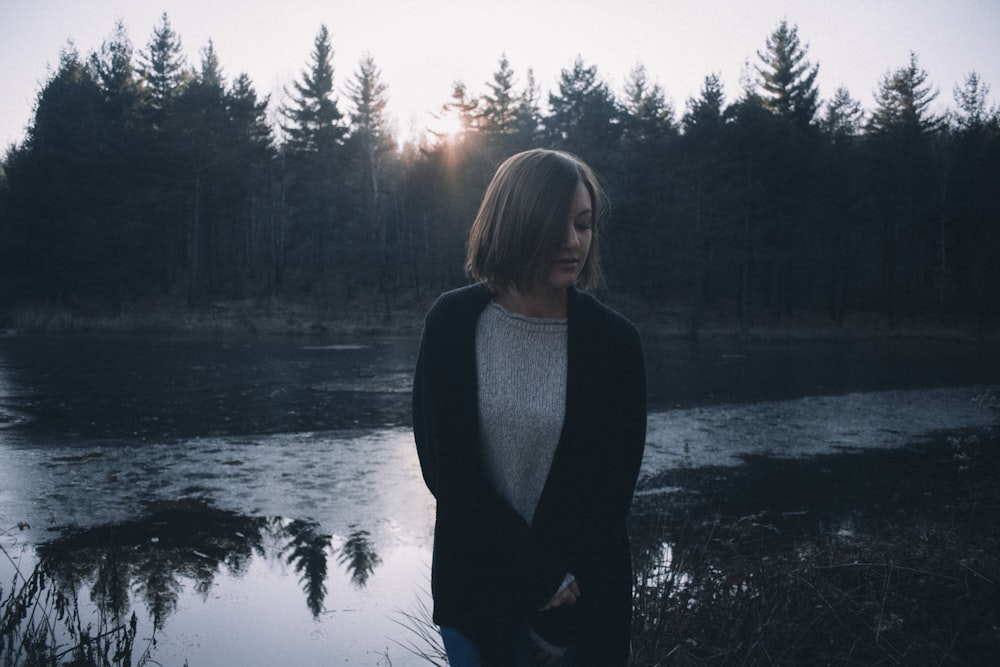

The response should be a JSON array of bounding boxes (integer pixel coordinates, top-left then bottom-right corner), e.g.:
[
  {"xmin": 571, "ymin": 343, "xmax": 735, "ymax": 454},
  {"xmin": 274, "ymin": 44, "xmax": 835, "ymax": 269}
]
[
  {"xmin": 24, "ymin": 498, "xmax": 381, "ymax": 635},
  {"xmin": 37, "ymin": 499, "xmax": 270, "ymax": 629},
  {"xmin": 336, "ymin": 525, "xmax": 381, "ymax": 588},
  {"xmin": 280, "ymin": 518, "xmax": 331, "ymax": 617}
]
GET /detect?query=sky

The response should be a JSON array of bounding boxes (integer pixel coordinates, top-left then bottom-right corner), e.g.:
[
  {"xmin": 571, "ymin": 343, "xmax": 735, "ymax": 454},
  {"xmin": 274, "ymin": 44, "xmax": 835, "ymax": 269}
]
[{"xmin": 2, "ymin": 0, "xmax": 999, "ymax": 149}]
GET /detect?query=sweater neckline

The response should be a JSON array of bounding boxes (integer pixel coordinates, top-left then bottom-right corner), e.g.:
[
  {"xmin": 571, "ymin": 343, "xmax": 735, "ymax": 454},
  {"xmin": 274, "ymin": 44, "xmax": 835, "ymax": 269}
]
[{"xmin": 487, "ymin": 300, "xmax": 568, "ymax": 327}]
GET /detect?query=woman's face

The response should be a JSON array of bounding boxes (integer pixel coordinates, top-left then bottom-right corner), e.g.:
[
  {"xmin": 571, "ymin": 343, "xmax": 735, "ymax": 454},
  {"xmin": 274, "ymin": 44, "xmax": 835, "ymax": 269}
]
[{"xmin": 543, "ymin": 181, "xmax": 593, "ymax": 292}]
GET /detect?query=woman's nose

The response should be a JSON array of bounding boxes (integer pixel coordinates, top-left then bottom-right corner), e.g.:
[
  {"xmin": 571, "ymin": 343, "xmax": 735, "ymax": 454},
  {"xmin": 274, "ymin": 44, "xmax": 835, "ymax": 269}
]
[{"xmin": 565, "ymin": 224, "xmax": 579, "ymax": 248}]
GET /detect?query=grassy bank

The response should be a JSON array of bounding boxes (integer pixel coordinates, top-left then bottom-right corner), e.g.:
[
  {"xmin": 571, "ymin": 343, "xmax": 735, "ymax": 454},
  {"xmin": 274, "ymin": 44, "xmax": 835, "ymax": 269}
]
[
  {"xmin": 2, "ymin": 296, "xmax": 429, "ymax": 337},
  {"xmin": 4, "ymin": 293, "xmax": 995, "ymax": 343},
  {"xmin": 629, "ymin": 406, "xmax": 1000, "ymax": 665}
]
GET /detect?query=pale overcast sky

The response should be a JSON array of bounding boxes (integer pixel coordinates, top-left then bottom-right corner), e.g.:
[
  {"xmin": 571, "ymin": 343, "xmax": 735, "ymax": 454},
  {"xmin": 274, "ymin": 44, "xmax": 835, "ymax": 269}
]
[{"xmin": 2, "ymin": 0, "xmax": 998, "ymax": 149}]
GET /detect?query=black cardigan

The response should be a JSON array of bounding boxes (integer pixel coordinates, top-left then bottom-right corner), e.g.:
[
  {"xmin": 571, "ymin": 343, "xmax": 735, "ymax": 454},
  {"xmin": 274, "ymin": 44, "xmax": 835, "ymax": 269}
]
[{"xmin": 412, "ymin": 283, "xmax": 647, "ymax": 666}]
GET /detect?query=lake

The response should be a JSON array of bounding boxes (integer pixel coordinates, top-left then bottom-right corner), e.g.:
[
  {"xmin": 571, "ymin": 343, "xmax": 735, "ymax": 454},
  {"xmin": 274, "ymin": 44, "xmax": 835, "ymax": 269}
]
[{"xmin": 1, "ymin": 332, "xmax": 997, "ymax": 665}]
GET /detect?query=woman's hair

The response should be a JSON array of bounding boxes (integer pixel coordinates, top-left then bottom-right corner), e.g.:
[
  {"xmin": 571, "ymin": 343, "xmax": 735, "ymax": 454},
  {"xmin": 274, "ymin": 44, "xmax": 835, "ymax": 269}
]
[{"xmin": 465, "ymin": 149, "xmax": 605, "ymax": 293}]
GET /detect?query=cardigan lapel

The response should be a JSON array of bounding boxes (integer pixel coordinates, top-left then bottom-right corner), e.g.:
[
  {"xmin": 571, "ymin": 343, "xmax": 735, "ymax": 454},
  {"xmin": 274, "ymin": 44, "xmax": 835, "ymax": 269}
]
[{"xmin": 531, "ymin": 288, "xmax": 589, "ymax": 527}]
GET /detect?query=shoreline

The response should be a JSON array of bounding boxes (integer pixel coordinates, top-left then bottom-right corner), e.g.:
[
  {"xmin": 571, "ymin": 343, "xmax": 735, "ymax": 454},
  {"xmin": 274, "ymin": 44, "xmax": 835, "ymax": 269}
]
[
  {"xmin": 4, "ymin": 296, "xmax": 996, "ymax": 343},
  {"xmin": 628, "ymin": 424, "xmax": 1000, "ymax": 665}
]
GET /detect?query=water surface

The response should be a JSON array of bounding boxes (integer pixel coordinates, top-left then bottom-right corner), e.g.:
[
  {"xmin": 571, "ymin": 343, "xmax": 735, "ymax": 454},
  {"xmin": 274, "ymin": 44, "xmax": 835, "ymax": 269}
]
[{"xmin": 1, "ymin": 333, "xmax": 996, "ymax": 665}]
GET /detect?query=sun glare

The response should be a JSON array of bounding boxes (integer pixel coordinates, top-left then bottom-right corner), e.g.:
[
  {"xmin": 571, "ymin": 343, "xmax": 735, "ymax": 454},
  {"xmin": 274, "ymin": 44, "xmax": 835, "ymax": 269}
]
[{"xmin": 423, "ymin": 109, "xmax": 464, "ymax": 143}]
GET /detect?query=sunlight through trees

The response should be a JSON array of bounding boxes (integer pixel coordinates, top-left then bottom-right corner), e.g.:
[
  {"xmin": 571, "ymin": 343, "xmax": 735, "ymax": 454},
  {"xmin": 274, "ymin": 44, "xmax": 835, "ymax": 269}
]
[{"xmin": 2, "ymin": 18, "xmax": 998, "ymax": 334}]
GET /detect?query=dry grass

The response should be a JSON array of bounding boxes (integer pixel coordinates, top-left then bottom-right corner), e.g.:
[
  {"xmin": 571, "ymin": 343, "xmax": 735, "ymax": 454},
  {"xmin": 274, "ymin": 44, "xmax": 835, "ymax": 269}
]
[
  {"xmin": 629, "ymin": 410, "xmax": 1000, "ymax": 665},
  {"xmin": 4, "ymin": 296, "xmax": 428, "ymax": 337},
  {"xmin": 1, "ymin": 524, "xmax": 155, "ymax": 667},
  {"xmin": 5, "ymin": 292, "xmax": 996, "ymax": 342}
]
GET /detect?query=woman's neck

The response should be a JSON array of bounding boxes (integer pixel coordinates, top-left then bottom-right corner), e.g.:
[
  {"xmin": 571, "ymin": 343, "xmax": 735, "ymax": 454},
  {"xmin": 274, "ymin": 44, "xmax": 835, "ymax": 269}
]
[{"xmin": 495, "ymin": 286, "xmax": 568, "ymax": 319}]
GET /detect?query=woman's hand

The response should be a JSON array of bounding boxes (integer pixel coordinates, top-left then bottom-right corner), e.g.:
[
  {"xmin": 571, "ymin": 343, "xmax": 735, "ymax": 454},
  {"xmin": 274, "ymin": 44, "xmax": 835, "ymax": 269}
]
[
  {"xmin": 539, "ymin": 578, "xmax": 581, "ymax": 611},
  {"xmin": 532, "ymin": 641, "xmax": 562, "ymax": 665}
]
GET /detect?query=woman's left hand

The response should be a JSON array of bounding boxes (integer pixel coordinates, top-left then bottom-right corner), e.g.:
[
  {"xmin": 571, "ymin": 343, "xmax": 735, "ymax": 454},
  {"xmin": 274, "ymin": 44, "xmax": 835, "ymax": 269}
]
[
  {"xmin": 532, "ymin": 642, "xmax": 562, "ymax": 665},
  {"xmin": 539, "ymin": 579, "xmax": 581, "ymax": 611}
]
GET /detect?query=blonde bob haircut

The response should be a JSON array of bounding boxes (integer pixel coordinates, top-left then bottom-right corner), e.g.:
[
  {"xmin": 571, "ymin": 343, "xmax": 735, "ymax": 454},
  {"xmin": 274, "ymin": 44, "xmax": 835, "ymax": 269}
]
[{"xmin": 465, "ymin": 149, "xmax": 605, "ymax": 293}]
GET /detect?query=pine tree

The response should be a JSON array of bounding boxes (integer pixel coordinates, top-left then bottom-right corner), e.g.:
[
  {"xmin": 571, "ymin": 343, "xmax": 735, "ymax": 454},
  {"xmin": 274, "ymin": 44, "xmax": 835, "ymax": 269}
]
[
  {"xmin": 177, "ymin": 40, "xmax": 230, "ymax": 304},
  {"xmin": 617, "ymin": 64, "xmax": 677, "ymax": 301},
  {"xmin": 869, "ymin": 52, "xmax": 941, "ymax": 136},
  {"xmin": 138, "ymin": 13, "xmax": 188, "ymax": 120},
  {"xmin": 3, "ymin": 46, "xmax": 105, "ymax": 304},
  {"xmin": 346, "ymin": 54, "xmax": 394, "ymax": 210},
  {"xmin": 748, "ymin": 22, "xmax": 828, "ymax": 324},
  {"xmin": 512, "ymin": 68, "xmax": 542, "ymax": 145},
  {"xmin": 443, "ymin": 80, "xmax": 479, "ymax": 134},
  {"xmin": 281, "ymin": 25, "xmax": 346, "ymax": 153},
  {"xmin": 480, "ymin": 55, "xmax": 539, "ymax": 159},
  {"xmin": 682, "ymin": 74, "xmax": 726, "ymax": 134},
  {"xmin": 347, "ymin": 55, "xmax": 393, "ymax": 150},
  {"xmin": 134, "ymin": 16, "xmax": 199, "ymax": 302},
  {"xmin": 623, "ymin": 64, "xmax": 676, "ymax": 141},
  {"xmin": 480, "ymin": 54, "xmax": 517, "ymax": 136},
  {"xmin": 818, "ymin": 86, "xmax": 867, "ymax": 326},
  {"xmin": 867, "ymin": 52, "xmax": 943, "ymax": 326},
  {"xmin": 727, "ymin": 76, "xmax": 793, "ymax": 330},
  {"xmin": 756, "ymin": 20, "xmax": 819, "ymax": 127},
  {"xmin": 345, "ymin": 54, "xmax": 399, "ymax": 315},
  {"xmin": 952, "ymin": 71, "xmax": 997, "ymax": 132},
  {"xmin": 947, "ymin": 72, "xmax": 1000, "ymax": 325},
  {"xmin": 88, "ymin": 20, "xmax": 163, "ymax": 306},
  {"xmin": 89, "ymin": 20, "xmax": 142, "ymax": 116},
  {"xmin": 546, "ymin": 56, "xmax": 621, "ymax": 180},
  {"xmin": 678, "ymin": 74, "xmax": 737, "ymax": 337},
  {"xmin": 821, "ymin": 86, "xmax": 865, "ymax": 140},
  {"xmin": 279, "ymin": 24, "xmax": 348, "ymax": 293},
  {"xmin": 198, "ymin": 41, "xmax": 224, "ymax": 91},
  {"xmin": 547, "ymin": 57, "xmax": 620, "ymax": 148},
  {"xmin": 226, "ymin": 72, "xmax": 278, "ymax": 297}
]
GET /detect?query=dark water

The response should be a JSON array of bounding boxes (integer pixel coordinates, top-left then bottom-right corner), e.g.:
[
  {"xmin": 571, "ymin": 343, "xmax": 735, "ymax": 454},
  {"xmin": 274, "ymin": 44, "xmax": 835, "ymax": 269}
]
[
  {"xmin": 1, "ymin": 333, "xmax": 997, "ymax": 665},
  {"xmin": 0, "ymin": 335, "xmax": 416, "ymax": 439}
]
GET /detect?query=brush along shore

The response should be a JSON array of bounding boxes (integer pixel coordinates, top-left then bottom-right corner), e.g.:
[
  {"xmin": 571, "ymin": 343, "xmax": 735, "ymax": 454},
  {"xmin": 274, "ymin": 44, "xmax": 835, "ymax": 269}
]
[
  {"xmin": 5, "ymin": 293, "xmax": 995, "ymax": 342},
  {"xmin": 628, "ymin": 416, "xmax": 999, "ymax": 666}
]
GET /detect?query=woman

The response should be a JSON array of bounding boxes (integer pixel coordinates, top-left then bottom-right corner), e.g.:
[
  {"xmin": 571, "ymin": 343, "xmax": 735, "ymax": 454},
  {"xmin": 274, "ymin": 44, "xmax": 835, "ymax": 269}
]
[{"xmin": 412, "ymin": 149, "xmax": 647, "ymax": 666}]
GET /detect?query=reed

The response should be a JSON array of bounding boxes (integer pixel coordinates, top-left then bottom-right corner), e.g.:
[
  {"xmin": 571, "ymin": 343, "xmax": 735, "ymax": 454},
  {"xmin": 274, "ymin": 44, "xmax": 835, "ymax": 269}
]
[
  {"xmin": 390, "ymin": 585, "xmax": 447, "ymax": 666},
  {"xmin": 629, "ymin": 394, "xmax": 1000, "ymax": 666},
  {"xmin": 0, "ymin": 524, "xmax": 155, "ymax": 667}
]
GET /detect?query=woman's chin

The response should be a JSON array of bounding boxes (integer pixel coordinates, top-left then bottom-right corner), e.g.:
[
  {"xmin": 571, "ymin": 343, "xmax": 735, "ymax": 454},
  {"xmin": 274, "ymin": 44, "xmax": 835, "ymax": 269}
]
[{"xmin": 547, "ymin": 269, "xmax": 581, "ymax": 290}]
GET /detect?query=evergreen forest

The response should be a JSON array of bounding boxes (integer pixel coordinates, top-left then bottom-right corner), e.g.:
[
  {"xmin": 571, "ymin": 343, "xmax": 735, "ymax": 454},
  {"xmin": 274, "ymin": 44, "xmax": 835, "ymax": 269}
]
[{"xmin": 2, "ymin": 15, "xmax": 998, "ymax": 336}]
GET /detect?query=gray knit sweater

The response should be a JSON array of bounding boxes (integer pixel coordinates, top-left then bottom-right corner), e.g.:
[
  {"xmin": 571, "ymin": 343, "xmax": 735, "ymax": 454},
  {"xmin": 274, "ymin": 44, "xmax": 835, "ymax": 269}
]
[{"xmin": 476, "ymin": 301, "xmax": 567, "ymax": 525}]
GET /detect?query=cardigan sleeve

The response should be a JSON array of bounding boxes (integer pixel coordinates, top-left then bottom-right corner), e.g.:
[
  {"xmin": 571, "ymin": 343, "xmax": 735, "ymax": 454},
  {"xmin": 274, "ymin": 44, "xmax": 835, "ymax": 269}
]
[
  {"xmin": 589, "ymin": 320, "xmax": 646, "ymax": 530},
  {"xmin": 527, "ymin": 310, "xmax": 647, "ymax": 654},
  {"xmin": 529, "ymin": 299, "xmax": 647, "ymax": 542},
  {"xmin": 411, "ymin": 327, "xmax": 438, "ymax": 497}
]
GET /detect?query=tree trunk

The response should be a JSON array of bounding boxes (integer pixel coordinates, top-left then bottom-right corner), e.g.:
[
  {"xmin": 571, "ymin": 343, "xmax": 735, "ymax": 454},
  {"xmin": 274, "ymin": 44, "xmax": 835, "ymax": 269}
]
[{"xmin": 187, "ymin": 170, "xmax": 202, "ymax": 308}]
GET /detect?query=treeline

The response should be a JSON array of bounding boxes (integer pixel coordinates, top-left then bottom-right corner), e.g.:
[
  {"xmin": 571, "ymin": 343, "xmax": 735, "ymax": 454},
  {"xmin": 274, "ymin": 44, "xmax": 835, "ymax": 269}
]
[{"xmin": 2, "ymin": 15, "xmax": 999, "ymax": 334}]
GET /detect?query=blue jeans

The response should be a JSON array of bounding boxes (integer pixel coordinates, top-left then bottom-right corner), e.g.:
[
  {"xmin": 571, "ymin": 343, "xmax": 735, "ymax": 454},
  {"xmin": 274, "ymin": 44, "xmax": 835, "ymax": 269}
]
[
  {"xmin": 440, "ymin": 626, "xmax": 580, "ymax": 667},
  {"xmin": 440, "ymin": 626, "xmax": 483, "ymax": 666}
]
